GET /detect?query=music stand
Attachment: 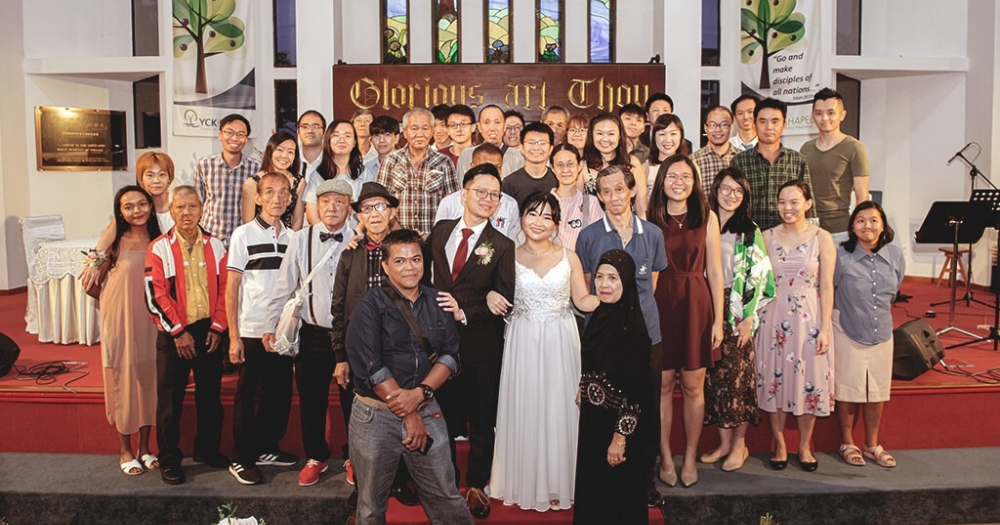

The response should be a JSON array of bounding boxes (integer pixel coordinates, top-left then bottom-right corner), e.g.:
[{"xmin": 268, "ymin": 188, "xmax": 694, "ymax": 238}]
[
  {"xmin": 946, "ymin": 190, "xmax": 1000, "ymax": 350},
  {"xmin": 915, "ymin": 201, "xmax": 989, "ymax": 344}
]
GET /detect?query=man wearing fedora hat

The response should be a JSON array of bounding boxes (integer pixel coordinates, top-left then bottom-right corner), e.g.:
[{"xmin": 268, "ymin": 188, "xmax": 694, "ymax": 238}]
[
  {"xmin": 331, "ymin": 182, "xmax": 417, "ymax": 506},
  {"xmin": 264, "ymin": 178, "xmax": 354, "ymax": 486}
]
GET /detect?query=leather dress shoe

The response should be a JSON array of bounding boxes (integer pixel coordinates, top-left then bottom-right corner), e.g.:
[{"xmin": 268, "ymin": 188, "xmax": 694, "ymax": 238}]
[
  {"xmin": 160, "ymin": 464, "xmax": 186, "ymax": 485},
  {"xmin": 647, "ymin": 486, "xmax": 664, "ymax": 507},
  {"xmin": 348, "ymin": 487, "xmax": 359, "ymax": 510},
  {"xmin": 391, "ymin": 483, "xmax": 419, "ymax": 506},
  {"xmin": 466, "ymin": 487, "xmax": 491, "ymax": 519},
  {"xmin": 193, "ymin": 453, "xmax": 230, "ymax": 469}
]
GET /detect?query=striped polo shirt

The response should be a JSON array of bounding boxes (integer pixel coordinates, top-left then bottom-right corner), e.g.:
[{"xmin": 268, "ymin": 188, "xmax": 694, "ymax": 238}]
[{"xmin": 228, "ymin": 215, "xmax": 290, "ymax": 338}]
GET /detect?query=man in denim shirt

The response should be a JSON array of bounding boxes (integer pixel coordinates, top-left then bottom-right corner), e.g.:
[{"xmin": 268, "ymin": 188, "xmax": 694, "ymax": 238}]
[{"xmin": 345, "ymin": 229, "xmax": 472, "ymax": 525}]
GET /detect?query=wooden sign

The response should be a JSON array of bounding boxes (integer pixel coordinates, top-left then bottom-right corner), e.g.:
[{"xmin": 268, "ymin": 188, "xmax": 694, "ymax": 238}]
[
  {"xmin": 35, "ymin": 107, "xmax": 127, "ymax": 171},
  {"xmin": 332, "ymin": 64, "xmax": 666, "ymax": 121}
]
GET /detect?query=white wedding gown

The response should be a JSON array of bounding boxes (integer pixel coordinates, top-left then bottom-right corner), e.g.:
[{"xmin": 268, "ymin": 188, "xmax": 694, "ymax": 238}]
[{"xmin": 490, "ymin": 249, "xmax": 580, "ymax": 512}]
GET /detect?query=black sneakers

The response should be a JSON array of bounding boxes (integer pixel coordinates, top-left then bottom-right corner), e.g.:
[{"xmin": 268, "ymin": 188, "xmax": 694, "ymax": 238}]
[
  {"xmin": 257, "ymin": 450, "xmax": 299, "ymax": 467},
  {"xmin": 229, "ymin": 462, "xmax": 263, "ymax": 485}
]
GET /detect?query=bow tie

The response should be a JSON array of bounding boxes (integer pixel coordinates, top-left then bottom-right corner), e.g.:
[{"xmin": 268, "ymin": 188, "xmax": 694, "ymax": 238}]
[
  {"xmin": 319, "ymin": 231, "xmax": 343, "ymax": 243},
  {"xmin": 365, "ymin": 241, "xmax": 382, "ymax": 252}
]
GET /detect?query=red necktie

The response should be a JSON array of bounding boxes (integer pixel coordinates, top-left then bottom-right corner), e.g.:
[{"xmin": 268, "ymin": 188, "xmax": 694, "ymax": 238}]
[{"xmin": 451, "ymin": 228, "xmax": 474, "ymax": 281}]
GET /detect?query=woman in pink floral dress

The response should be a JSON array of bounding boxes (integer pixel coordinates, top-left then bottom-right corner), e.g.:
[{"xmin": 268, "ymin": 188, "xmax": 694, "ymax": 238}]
[{"xmin": 754, "ymin": 180, "xmax": 836, "ymax": 472}]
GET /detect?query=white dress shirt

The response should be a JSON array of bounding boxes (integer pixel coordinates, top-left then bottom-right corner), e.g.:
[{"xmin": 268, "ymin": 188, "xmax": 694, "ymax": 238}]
[
  {"xmin": 444, "ymin": 217, "xmax": 490, "ymax": 271},
  {"xmin": 434, "ymin": 190, "xmax": 521, "ymax": 241}
]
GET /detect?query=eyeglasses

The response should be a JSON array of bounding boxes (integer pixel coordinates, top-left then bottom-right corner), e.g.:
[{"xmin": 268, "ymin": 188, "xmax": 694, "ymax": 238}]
[
  {"xmin": 524, "ymin": 140, "xmax": 550, "ymax": 147},
  {"xmin": 706, "ymin": 122, "xmax": 732, "ymax": 131},
  {"xmin": 298, "ymin": 124, "xmax": 323, "ymax": 131},
  {"xmin": 470, "ymin": 188, "xmax": 501, "ymax": 201},
  {"xmin": 665, "ymin": 173, "xmax": 694, "ymax": 184},
  {"xmin": 359, "ymin": 202, "xmax": 390, "ymax": 213},
  {"xmin": 568, "ymin": 127, "xmax": 588, "ymax": 135},
  {"xmin": 221, "ymin": 129, "xmax": 248, "ymax": 140},
  {"xmin": 554, "ymin": 161, "xmax": 578, "ymax": 171},
  {"xmin": 505, "ymin": 125, "xmax": 523, "ymax": 133},
  {"xmin": 330, "ymin": 132, "xmax": 353, "ymax": 141},
  {"xmin": 448, "ymin": 122, "xmax": 473, "ymax": 131},
  {"xmin": 718, "ymin": 186, "xmax": 744, "ymax": 197}
]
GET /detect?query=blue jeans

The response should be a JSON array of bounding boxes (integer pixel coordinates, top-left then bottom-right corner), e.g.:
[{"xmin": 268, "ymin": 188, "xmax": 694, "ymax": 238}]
[{"xmin": 350, "ymin": 397, "xmax": 473, "ymax": 525}]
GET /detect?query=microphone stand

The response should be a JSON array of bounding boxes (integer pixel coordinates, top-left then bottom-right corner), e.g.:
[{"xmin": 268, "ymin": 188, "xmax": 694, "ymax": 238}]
[{"xmin": 958, "ymin": 151, "xmax": 996, "ymax": 309}]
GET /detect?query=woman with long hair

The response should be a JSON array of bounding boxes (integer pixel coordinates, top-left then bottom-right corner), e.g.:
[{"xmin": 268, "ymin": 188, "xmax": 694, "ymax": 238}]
[
  {"xmin": 645, "ymin": 114, "xmax": 690, "ymax": 205},
  {"xmin": 305, "ymin": 120, "xmax": 366, "ymax": 224},
  {"xmin": 833, "ymin": 201, "xmax": 904, "ymax": 468},
  {"xmin": 755, "ymin": 179, "xmax": 836, "ymax": 472},
  {"xmin": 582, "ymin": 113, "xmax": 648, "ymax": 218},
  {"xmin": 79, "ymin": 151, "xmax": 175, "ymax": 291},
  {"xmin": 700, "ymin": 168, "xmax": 775, "ymax": 472},
  {"xmin": 490, "ymin": 192, "xmax": 599, "ymax": 512},
  {"xmin": 241, "ymin": 130, "xmax": 305, "ymax": 229},
  {"xmin": 100, "ymin": 185, "xmax": 163, "ymax": 475},
  {"xmin": 648, "ymin": 155, "xmax": 724, "ymax": 488}
]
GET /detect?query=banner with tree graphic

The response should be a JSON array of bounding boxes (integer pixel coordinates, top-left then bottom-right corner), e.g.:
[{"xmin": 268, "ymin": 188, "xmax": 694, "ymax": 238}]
[
  {"xmin": 740, "ymin": 0, "xmax": 825, "ymax": 134},
  {"xmin": 172, "ymin": 0, "xmax": 256, "ymax": 137}
]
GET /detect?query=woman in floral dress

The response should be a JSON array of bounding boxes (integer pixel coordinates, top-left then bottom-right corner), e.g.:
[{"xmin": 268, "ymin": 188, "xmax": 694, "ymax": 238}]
[{"xmin": 754, "ymin": 180, "xmax": 836, "ymax": 472}]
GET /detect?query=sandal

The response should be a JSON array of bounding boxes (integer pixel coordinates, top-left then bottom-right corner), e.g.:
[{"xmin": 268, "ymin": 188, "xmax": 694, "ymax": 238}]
[
  {"xmin": 838, "ymin": 444, "xmax": 866, "ymax": 467},
  {"xmin": 120, "ymin": 458, "xmax": 144, "ymax": 476},
  {"xmin": 141, "ymin": 453, "xmax": 159, "ymax": 470},
  {"xmin": 863, "ymin": 445, "xmax": 896, "ymax": 468}
]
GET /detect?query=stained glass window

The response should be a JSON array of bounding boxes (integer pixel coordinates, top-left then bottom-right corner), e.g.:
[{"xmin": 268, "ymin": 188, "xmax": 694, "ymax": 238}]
[
  {"xmin": 434, "ymin": 0, "xmax": 460, "ymax": 63},
  {"xmin": 537, "ymin": 0, "xmax": 563, "ymax": 63},
  {"xmin": 382, "ymin": 0, "xmax": 409, "ymax": 64},
  {"xmin": 589, "ymin": 0, "xmax": 613, "ymax": 63},
  {"xmin": 486, "ymin": 0, "xmax": 512, "ymax": 63}
]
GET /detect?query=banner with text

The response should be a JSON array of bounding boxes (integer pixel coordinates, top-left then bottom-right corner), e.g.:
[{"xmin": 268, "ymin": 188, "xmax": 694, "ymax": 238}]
[
  {"xmin": 332, "ymin": 64, "xmax": 666, "ymax": 122},
  {"xmin": 740, "ymin": 0, "xmax": 825, "ymax": 134},
  {"xmin": 172, "ymin": 0, "xmax": 256, "ymax": 137}
]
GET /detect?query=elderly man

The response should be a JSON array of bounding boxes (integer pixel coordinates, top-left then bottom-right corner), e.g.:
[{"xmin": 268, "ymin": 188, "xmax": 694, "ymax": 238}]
[
  {"xmin": 691, "ymin": 105, "xmax": 737, "ymax": 195},
  {"xmin": 263, "ymin": 179, "xmax": 354, "ymax": 486},
  {"xmin": 145, "ymin": 186, "xmax": 230, "ymax": 485},
  {"xmin": 541, "ymin": 105, "xmax": 570, "ymax": 146},
  {"xmin": 193, "ymin": 114, "xmax": 260, "ymax": 246},
  {"xmin": 225, "ymin": 173, "xmax": 298, "ymax": 485},
  {"xmin": 376, "ymin": 107, "xmax": 459, "ymax": 236},
  {"xmin": 455, "ymin": 104, "xmax": 526, "ymax": 179},
  {"xmin": 428, "ymin": 162, "xmax": 515, "ymax": 519},
  {"xmin": 345, "ymin": 229, "xmax": 473, "ymax": 525}
]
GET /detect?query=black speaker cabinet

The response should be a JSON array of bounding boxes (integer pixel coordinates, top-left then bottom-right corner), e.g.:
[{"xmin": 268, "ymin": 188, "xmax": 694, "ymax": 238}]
[
  {"xmin": 892, "ymin": 319, "xmax": 945, "ymax": 380},
  {"xmin": 0, "ymin": 331, "xmax": 20, "ymax": 377}
]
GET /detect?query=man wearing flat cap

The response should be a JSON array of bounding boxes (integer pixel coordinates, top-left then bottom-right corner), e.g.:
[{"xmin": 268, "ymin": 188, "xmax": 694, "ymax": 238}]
[{"xmin": 264, "ymin": 178, "xmax": 354, "ymax": 486}]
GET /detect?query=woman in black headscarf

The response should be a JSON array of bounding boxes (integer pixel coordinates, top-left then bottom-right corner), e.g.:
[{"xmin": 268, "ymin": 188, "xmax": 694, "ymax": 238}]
[{"xmin": 573, "ymin": 250, "xmax": 652, "ymax": 525}]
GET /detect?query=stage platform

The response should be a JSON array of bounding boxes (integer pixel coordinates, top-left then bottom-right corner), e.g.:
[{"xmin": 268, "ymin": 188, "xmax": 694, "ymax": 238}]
[{"xmin": 2, "ymin": 279, "xmax": 1000, "ymax": 524}]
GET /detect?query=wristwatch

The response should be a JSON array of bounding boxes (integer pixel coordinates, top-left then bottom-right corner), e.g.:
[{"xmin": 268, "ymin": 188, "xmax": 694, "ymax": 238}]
[{"xmin": 419, "ymin": 383, "xmax": 435, "ymax": 402}]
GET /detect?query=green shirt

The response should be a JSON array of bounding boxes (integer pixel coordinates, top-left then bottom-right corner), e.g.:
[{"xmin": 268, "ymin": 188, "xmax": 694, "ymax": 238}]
[
  {"xmin": 800, "ymin": 136, "xmax": 869, "ymax": 233},
  {"xmin": 731, "ymin": 145, "xmax": 815, "ymax": 231}
]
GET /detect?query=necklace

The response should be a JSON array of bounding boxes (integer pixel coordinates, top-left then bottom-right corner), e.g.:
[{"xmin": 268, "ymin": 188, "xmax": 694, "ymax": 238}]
[
  {"xmin": 523, "ymin": 243, "xmax": 553, "ymax": 256},
  {"xmin": 670, "ymin": 212, "xmax": 687, "ymax": 228}
]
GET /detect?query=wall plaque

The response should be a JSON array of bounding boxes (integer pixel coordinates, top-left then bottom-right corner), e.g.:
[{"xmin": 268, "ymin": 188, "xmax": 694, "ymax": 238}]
[{"xmin": 35, "ymin": 106, "xmax": 127, "ymax": 171}]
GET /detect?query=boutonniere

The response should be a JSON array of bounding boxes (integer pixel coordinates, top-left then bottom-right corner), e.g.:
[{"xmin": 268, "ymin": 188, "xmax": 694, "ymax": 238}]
[{"xmin": 474, "ymin": 242, "xmax": 494, "ymax": 265}]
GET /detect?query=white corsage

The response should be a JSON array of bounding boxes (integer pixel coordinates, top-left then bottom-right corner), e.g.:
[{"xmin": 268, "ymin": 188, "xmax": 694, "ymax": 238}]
[{"xmin": 475, "ymin": 242, "xmax": 494, "ymax": 265}]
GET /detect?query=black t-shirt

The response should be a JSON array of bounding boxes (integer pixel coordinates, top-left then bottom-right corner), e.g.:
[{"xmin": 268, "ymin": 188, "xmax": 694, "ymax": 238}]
[{"xmin": 502, "ymin": 167, "xmax": 559, "ymax": 210}]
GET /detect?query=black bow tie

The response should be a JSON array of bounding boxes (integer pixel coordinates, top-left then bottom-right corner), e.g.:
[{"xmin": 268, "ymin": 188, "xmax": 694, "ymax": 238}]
[{"xmin": 319, "ymin": 231, "xmax": 343, "ymax": 243}]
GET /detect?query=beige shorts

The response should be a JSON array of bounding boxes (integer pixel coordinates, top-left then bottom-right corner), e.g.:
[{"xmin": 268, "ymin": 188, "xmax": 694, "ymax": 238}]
[{"xmin": 832, "ymin": 310, "xmax": 893, "ymax": 403}]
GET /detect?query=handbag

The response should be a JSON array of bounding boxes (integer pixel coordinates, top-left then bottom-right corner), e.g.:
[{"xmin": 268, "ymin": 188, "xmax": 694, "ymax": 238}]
[
  {"xmin": 381, "ymin": 283, "xmax": 438, "ymax": 363},
  {"xmin": 272, "ymin": 235, "xmax": 339, "ymax": 357},
  {"xmin": 84, "ymin": 258, "xmax": 110, "ymax": 301}
]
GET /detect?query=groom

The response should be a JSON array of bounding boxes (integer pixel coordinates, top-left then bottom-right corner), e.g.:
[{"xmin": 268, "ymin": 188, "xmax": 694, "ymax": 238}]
[{"xmin": 428, "ymin": 163, "xmax": 515, "ymax": 519}]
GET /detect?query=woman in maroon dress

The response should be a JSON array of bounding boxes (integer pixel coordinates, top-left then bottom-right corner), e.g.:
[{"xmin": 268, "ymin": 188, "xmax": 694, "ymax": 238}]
[{"xmin": 648, "ymin": 154, "xmax": 724, "ymax": 488}]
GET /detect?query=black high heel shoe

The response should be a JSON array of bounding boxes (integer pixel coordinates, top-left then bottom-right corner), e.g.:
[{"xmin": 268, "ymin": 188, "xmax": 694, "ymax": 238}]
[{"xmin": 769, "ymin": 456, "xmax": 788, "ymax": 470}]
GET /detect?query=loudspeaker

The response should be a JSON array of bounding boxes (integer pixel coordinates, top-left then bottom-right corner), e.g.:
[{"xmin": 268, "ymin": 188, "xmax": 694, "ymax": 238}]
[
  {"xmin": 892, "ymin": 319, "xmax": 945, "ymax": 380},
  {"xmin": 0, "ymin": 331, "xmax": 20, "ymax": 377}
]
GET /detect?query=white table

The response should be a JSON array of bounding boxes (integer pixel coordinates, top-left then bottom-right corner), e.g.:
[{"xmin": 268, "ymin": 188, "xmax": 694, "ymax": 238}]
[{"xmin": 26, "ymin": 237, "xmax": 102, "ymax": 345}]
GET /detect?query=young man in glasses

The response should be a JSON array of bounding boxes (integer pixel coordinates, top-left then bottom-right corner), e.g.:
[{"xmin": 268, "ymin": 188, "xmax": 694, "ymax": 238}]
[
  {"xmin": 193, "ymin": 113, "xmax": 260, "ymax": 247},
  {"xmin": 691, "ymin": 105, "xmax": 737, "ymax": 197}
]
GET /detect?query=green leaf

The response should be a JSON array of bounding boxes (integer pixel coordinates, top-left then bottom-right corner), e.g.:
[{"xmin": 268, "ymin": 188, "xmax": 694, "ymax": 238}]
[
  {"xmin": 173, "ymin": 33, "xmax": 195, "ymax": 57},
  {"xmin": 774, "ymin": 17, "xmax": 804, "ymax": 35},
  {"xmin": 770, "ymin": 0, "xmax": 797, "ymax": 25},
  {"xmin": 741, "ymin": 8, "xmax": 760, "ymax": 33},
  {"xmin": 204, "ymin": 29, "xmax": 243, "ymax": 53},
  {"xmin": 206, "ymin": 0, "xmax": 236, "ymax": 21},
  {"xmin": 768, "ymin": 13, "xmax": 805, "ymax": 53},
  {"xmin": 208, "ymin": 20, "xmax": 243, "ymax": 38},
  {"xmin": 757, "ymin": 0, "xmax": 770, "ymax": 36},
  {"xmin": 189, "ymin": 0, "xmax": 207, "ymax": 34},
  {"xmin": 741, "ymin": 40, "xmax": 761, "ymax": 64}
]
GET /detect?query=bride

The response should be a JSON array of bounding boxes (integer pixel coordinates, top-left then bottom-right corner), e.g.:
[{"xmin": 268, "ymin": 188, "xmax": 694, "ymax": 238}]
[{"xmin": 488, "ymin": 191, "xmax": 600, "ymax": 512}]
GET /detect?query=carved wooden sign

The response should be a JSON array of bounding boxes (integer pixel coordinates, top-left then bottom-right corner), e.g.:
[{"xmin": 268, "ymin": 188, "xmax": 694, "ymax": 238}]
[{"xmin": 332, "ymin": 64, "xmax": 665, "ymax": 121}]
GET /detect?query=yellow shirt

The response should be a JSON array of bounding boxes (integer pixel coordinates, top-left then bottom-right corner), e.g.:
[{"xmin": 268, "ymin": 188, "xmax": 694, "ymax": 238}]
[{"xmin": 177, "ymin": 233, "xmax": 211, "ymax": 324}]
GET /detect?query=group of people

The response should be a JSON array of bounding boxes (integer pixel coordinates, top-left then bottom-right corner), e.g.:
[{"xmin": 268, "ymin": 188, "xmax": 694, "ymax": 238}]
[{"xmin": 80, "ymin": 86, "xmax": 905, "ymax": 525}]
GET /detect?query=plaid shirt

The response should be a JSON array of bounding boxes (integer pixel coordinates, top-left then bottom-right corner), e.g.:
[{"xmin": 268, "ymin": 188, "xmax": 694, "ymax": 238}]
[
  {"xmin": 193, "ymin": 153, "xmax": 260, "ymax": 246},
  {"xmin": 376, "ymin": 147, "xmax": 459, "ymax": 234},
  {"xmin": 691, "ymin": 144, "xmax": 736, "ymax": 199},
  {"xmin": 731, "ymin": 145, "xmax": 815, "ymax": 231}
]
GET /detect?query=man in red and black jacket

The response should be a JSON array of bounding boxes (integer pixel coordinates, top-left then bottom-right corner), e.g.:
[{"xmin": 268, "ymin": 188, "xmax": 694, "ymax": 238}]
[{"xmin": 144, "ymin": 186, "xmax": 229, "ymax": 485}]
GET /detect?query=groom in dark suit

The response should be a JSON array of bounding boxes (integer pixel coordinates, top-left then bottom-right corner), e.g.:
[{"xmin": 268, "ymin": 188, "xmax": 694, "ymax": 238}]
[{"xmin": 428, "ymin": 163, "xmax": 515, "ymax": 519}]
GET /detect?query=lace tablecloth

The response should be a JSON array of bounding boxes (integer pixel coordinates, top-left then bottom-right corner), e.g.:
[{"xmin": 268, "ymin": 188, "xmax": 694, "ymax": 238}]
[{"xmin": 26, "ymin": 237, "xmax": 101, "ymax": 345}]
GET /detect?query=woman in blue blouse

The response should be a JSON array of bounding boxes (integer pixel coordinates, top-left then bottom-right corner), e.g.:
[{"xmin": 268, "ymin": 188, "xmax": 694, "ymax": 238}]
[{"xmin": 833, "ymin": 201, "xmax": 905, "ymax": 468}]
